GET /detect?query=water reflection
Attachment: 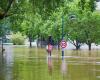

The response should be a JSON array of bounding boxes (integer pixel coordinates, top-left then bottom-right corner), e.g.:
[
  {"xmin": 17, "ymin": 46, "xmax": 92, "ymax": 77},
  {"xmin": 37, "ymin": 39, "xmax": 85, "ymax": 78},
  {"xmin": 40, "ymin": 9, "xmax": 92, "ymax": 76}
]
[
  {"xmin": 61, "ymin": 58, "xmax": 67, "ymax": 75},
  {"xmin": 0, "ymin": 53, "xmax": 5, "ymax": 80},
  {"xmin": 61, "ymin": 57, "xmax": 68, "ymax": 80},
  {"xmin": 4, "ymin": 45, "xmax": 14, "ymax": 80},
  {"xmin": 47, "ymin": 56, "xmax": 53, "ymax": 76},
  {"xmin": 3, "ymin": 47, "xmax": 100, "ymax": 80}
]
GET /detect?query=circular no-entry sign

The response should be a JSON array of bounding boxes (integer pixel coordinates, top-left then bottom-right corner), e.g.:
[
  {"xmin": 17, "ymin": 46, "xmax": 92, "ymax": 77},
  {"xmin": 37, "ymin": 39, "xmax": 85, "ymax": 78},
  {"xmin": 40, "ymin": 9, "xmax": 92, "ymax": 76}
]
[{"xmin": 60, "ymin": 40, "xmax": 67, "ymax": 48}]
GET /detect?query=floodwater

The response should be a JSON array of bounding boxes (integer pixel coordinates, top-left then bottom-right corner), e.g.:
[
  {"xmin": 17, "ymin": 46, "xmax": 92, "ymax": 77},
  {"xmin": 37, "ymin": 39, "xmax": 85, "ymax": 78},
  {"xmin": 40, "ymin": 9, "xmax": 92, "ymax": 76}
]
[{"xmin": 0, "ymin": 45, "xmax": 100, "ymax": 80}]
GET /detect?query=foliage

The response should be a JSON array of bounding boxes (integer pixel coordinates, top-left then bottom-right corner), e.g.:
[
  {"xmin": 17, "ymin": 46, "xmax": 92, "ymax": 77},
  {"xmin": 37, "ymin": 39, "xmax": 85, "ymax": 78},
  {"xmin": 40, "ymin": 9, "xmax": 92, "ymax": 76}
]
[
  {"xmin": 81, "ymin": 12, "xmax": 100, "ymax": 44},
  {"xmin": 11, "ymin": 32, "xmax": 25, "ymax": 45},
  {"xmin": 64, "ymin": 10, "xmax": 100, "ymax": 50},
  {"xmin": 0, "ymin": 0, "xmax": 100, "ymax": 49},
  {"xmin": 0, "ymin": 18, "xmax": 11, "ymax": 37}
]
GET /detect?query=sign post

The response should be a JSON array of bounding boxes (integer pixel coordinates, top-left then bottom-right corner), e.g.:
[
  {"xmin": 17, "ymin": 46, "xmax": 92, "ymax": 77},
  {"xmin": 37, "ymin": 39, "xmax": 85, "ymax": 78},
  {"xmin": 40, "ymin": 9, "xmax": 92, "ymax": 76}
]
[
  {"xmin": 60, "ymin": 40, "xmax": 67, "ymax": 58},
  {"xmin": 61, "ymin": 15, "xmax": 67, "ymax": 59},
  {"xmin": 61, "ymin": 16, "xmax": 64, "ymax": 58}
]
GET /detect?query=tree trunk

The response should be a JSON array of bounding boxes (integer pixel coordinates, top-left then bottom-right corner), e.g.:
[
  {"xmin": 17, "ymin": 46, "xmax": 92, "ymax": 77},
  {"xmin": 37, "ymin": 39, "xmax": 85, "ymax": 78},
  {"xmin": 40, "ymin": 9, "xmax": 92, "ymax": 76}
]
[
  {"xmin": 29, "ymin": 36, "xmax": 32, "ymax": 48},
  {"xmin": 75, "ymin": 38, "xmax": 81, "ymax": 50},
  {"xmin": 76, "ymin": 45, "xmax": 80, "ymax": 50},
  {"xmin": 88, "ymin": 43, "xmax": 91, "ymax": 50},
  {"xmin": 37, "ymin": 39, "xmax": 39, "ymax": 47},
  {"xmin": 40, "ymin": 36, "xmax": 42, "ymax": 48},
  {"xmin": 57, "ymin": 40, "xmax": 60, "ymax": 50},
  {"xmin": 37, "ymin": 35, "xmax": 39, "ymax": 47},
  {"xmin": 0, "ymin": 0, "xmax": 14, "ymax": 19}
]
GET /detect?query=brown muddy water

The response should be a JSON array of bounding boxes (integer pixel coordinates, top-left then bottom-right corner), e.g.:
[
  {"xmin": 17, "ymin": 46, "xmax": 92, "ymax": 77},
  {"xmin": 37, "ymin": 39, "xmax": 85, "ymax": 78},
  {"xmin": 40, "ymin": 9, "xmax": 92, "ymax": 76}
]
[{"xmin": 0, "ymin": 45, "xmax": 100, "ymax": 80}]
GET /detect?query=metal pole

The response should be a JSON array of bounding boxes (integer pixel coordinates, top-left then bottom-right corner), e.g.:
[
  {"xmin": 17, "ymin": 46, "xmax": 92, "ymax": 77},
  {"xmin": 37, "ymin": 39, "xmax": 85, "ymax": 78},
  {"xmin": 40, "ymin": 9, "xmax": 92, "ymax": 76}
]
[
  {"xmin": 1, "ymin": 36, "xmax": 3, "ymax": 55},
  {"xmin": 62, "ymin": 16, "xmax": 64, "ymax": 57}
]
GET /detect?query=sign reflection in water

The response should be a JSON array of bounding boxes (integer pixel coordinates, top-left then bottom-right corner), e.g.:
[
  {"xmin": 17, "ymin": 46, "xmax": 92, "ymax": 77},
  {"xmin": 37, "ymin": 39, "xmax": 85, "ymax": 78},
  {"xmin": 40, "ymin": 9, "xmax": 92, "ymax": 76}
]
[{"xmin": 61, "ymin": 58, "xmax": 67, "ymax": 75}]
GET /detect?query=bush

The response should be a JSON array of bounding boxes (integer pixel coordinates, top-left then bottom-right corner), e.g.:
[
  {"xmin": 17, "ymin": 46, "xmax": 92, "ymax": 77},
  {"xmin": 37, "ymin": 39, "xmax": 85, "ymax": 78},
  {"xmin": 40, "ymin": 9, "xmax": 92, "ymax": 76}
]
[{"xmin": 11, "ymin": 32, "xmax": 25, "ymax": 45}]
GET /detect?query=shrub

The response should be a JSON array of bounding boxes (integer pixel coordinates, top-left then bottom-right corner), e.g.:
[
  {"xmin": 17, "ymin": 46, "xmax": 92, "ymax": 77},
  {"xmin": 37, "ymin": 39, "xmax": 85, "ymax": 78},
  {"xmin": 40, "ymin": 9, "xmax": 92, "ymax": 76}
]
[{"xmin": 11, "ymin": 32, "xmax": 25, "ymax": 45}]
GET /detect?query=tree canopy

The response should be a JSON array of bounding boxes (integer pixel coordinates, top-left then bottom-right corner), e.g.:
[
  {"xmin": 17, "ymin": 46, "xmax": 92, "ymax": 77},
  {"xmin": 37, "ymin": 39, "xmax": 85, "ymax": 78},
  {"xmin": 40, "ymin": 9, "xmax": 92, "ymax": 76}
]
[{"xmin": 0, "ymin": 0, "xmax": 100, "ymax": 50}]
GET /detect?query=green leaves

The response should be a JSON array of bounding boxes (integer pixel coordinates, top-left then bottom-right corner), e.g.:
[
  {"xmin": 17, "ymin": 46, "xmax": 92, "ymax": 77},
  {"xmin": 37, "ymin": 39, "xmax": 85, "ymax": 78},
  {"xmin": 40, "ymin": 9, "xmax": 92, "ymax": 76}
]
[
  {"xmin": 0, "ymin": 0, "xmax": 100, "ymax": 48},
  {"xmin": 0, "ymin": 0, "xmax": 8, "ymax": 10}
]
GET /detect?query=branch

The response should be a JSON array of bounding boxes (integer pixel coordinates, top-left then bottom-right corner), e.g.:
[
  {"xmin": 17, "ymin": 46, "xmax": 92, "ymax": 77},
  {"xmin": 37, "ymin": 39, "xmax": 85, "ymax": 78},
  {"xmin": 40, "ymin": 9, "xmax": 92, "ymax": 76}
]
[
  {"xmin": 4, "ymin": 0, "xmax": 14, "ymax": 17},
  {"xmin": 67, "ymin": 38, "xmax": 76, "ymax": 46}
]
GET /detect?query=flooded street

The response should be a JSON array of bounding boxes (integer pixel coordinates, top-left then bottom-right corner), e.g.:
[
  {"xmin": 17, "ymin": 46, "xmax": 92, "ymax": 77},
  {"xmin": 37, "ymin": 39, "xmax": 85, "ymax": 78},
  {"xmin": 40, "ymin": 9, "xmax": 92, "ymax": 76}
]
[{"xmin": 0, "ymin": 46, "xmax": 100, "ymax": 80}]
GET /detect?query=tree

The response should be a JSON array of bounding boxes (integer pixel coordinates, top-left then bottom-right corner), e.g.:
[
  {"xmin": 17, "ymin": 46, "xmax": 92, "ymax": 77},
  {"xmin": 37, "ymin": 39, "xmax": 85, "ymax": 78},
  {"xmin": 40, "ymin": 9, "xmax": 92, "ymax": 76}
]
[
  {"xmin": 8, "ymin": 0, "xmax": 66, "ymax": 47},
  {"xmin": 65, "ymin": 11, "xmax": 100, "ymax": 50},
  {"xmin": 80, "ymin": 12, "xmax": 100, "ymax": 50},
  {"xmin": 63, "ymin": 0, "xmax": 100, "ymax": 50},
  {"xmin": 78, "ymin": 0, "xmax": 96, "ymax": 12},
  {"xmin": 0, "ymin": 0, "xmax": 14, "ymax": 19}
]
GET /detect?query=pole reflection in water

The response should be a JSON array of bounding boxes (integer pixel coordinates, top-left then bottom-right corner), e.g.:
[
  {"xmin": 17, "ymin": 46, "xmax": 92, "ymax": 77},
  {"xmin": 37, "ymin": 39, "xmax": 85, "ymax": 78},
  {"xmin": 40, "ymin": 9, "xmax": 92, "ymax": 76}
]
[
  {"xmin": 47, "ymin": 56, "xmax": 53, "ymax": 76},
  {"xmin": 61, "ymin": 57, "xmax": 67, "ymax": 77},
  {"xmin": 0, "ymin": 54, "xmax": 5, "ymax": 80}
]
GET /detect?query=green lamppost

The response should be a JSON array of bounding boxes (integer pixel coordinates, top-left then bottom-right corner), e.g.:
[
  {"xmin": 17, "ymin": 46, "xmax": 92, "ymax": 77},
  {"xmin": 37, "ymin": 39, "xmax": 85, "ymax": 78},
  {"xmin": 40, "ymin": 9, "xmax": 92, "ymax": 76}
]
[
  {"xmin": 61, "ymin": 14, "xmax": 76, "ymax": 58},
  {"xmin": 1, "ymin": 25, "xmax": 5, "ymax": 54},
  {"xmin": 61, "ymin": 15, "xmax": 64, "ymax": 57}
]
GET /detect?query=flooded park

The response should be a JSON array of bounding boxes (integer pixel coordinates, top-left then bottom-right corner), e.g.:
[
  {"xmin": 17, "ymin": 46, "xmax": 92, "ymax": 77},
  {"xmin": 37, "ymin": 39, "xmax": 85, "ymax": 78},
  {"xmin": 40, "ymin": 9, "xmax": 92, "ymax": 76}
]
[
  {"xmin": 0, "ymin": 45, "xmax": 100, "ymax": 80},
  {"xmin": 0, "ymin": 0, "xmax": 100, "ymax": 80}
]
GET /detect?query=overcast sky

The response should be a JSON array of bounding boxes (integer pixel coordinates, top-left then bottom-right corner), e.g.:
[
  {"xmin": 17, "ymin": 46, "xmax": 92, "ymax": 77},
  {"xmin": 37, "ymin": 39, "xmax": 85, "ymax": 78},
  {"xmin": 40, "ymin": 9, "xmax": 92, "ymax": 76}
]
[{"xmin": 96, "ymin": 2, "xmax": 100, "ymax": 10}]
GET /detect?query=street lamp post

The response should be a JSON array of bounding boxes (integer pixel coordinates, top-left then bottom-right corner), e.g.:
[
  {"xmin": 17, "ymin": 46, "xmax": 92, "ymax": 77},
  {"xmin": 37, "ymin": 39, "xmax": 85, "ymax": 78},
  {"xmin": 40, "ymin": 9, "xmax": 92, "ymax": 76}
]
[
  {"xmin": 1, "ymin": 36, "xmax": 4, "ymax": 54},
  {"xmin": 61, "ymin": 15, "xmax": 64, "ymax": 57},
  {"xmin": 61, "ymin": 14, "xmax": 76, "ymax": 58}
]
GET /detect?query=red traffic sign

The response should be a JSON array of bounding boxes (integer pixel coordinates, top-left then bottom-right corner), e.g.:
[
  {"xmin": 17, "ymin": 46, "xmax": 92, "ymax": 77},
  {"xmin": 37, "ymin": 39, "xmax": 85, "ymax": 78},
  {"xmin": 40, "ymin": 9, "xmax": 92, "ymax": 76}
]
[{"xmin": 60, "ymin": 40, "xmax": 67, "ymax": 48}]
